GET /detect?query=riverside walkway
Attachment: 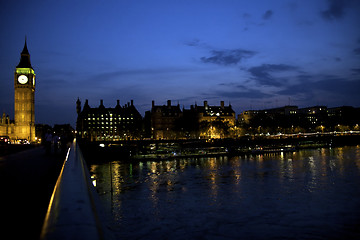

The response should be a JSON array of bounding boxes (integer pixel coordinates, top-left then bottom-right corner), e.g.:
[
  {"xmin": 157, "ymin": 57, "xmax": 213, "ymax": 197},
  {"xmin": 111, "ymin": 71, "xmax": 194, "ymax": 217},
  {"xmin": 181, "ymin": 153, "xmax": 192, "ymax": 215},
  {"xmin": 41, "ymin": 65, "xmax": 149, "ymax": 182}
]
[{"xmin": 0, "ymin": 146, "xmax": 65, "ymax": 240}]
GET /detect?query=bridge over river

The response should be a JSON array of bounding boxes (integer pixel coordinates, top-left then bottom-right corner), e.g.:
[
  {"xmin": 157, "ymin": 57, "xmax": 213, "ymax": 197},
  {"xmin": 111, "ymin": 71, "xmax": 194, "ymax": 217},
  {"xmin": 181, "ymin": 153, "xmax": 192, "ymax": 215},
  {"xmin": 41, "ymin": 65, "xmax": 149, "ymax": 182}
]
[
  {"xmin": 0, "ymin": 146, "xmax": 65, "ymax": 239},
  {"xmin": 1, "ymin": 138, "xmax": 360, "ymax": 239}
]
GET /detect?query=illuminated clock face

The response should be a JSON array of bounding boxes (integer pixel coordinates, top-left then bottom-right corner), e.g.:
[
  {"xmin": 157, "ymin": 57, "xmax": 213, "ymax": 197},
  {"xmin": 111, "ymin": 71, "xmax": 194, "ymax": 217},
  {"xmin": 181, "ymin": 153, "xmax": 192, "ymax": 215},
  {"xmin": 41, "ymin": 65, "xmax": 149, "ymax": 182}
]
[{"xmin": 18, "ymin": 75, "xmax": 28, "ymax": 84}]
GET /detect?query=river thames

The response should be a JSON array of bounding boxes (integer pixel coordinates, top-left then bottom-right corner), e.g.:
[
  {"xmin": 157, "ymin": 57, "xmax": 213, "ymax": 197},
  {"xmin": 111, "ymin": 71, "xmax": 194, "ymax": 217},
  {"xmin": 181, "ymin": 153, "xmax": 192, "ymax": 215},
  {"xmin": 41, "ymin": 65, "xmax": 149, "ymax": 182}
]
[{"xmin": 90, "ymin": 146, "xmax": 360, "ymax": 239}]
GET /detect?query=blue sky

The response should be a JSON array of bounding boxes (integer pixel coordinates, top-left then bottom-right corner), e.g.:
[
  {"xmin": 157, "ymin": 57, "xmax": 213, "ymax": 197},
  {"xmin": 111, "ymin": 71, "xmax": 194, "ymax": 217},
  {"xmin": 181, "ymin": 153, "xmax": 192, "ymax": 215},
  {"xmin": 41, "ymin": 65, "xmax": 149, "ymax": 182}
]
[{"xmin": 1, "ymin": 0, "xmax": 360, "ymax": 126}]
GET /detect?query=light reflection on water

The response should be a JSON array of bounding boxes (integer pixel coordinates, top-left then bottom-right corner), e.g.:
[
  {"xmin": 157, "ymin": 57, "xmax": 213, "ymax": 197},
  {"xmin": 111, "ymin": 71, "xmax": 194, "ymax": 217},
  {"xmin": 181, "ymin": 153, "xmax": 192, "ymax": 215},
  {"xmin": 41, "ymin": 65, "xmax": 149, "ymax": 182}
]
[{"xmin": 90, "ymin": 146, "xmax": 360, "ymax": 239}]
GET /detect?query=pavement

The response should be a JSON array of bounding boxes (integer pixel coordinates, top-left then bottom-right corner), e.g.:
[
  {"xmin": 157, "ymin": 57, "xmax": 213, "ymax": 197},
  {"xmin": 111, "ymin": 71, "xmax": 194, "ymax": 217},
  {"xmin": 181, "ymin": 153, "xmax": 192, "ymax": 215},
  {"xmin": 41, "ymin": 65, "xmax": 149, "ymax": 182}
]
[{"xmin": 0, "ymin": 146, "xmax": 66, "ymax": 240}]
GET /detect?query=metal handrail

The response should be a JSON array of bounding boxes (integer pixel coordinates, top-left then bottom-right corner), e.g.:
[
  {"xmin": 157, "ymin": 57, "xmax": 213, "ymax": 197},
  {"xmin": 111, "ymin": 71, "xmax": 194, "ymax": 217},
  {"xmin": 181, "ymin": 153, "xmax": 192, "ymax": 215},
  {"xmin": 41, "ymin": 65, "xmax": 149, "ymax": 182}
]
[{"xmin": 40, "ymin": 139, "xmax": 108, "ymax": 240}]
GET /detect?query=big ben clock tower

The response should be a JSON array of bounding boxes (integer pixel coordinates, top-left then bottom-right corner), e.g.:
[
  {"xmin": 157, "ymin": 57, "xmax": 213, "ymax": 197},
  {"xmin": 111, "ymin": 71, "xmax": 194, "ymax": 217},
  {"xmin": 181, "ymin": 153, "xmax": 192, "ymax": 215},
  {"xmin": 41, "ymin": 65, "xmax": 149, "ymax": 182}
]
[{"xmin": 14, "ymin": 40, "xmax": 35, "ymax": 142}]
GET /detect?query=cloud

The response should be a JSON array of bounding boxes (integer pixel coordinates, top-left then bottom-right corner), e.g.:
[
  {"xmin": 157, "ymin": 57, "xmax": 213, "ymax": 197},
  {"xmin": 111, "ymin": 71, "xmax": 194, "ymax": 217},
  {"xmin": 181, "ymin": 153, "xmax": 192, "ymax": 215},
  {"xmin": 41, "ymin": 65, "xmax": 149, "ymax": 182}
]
[
  {"xmin": 218, "ymin": 82, "xmax": 245, "ymax": 88},
  {"xmin": 262, "ymin": 10, "xmax": 273, "ymax": 20},
  {"xmin": 352, "ymin": 68, "xmax": 360, "ymax": 75},
  {"xmin": 217, "ymin": 89, "xmax": 272, "ymax": 99},
  {"xmin": 201, "ymin": 49, "xmax": 256, "ymax": 66},
  {"xmin": 277, "ymin": 75, "xmax": 360, "ymax": 106},
  {"xmin": 214, "ymin": 82, "xmax": 273, "ymax": 99},
  {"xmin": 316, "ymin": 78, "xmax": 360, "ymax": 95},
  {"xmin": 276, "ymin": 80, "xmax": 311, "ymax": 96},
  {"xmin": 248, "ymin": 64, "xmax": 299, "ymax": 86},
  {"xmin": 321, "ymin": 0, "xmax": 346, "ymax": 21},
  {"xmin": 84, "ymin": 67, "xmax": 205, "ymax": 83},
  {"xmin": 186, "ymin": 40, "xmax": 256, "ymax": 66},
  {"xmin": 242, "ymin": 13, "xmax": 251, "ymax": 19},
  {"xmin": 184, "ymin": 39, "xmax": 201, "ymax": 47},
  {"xmin": 184, "ymin": 39, "xmax": 212, "ymax": 49},
  {"xmin": 354, "ymin": 48, "xmax": 360, "ymax": 55}
]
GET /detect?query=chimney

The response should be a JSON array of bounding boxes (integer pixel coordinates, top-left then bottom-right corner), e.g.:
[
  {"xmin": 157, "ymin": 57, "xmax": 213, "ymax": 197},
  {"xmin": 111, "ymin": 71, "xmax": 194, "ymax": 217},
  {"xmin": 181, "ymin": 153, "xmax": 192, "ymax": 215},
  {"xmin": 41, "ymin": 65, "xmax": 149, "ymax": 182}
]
[
  {"xmin": 167, "ymin": 100, "xmax": 171, "ymax": 107},
  {"xmin": 152, "ymin": 100, "xmax": 155, "ymax": 108},
  {"xmin": 221, "ymin": 101, "xmax": 224, "ymax": 109},
  {"xmin": 131, "ymin": 100, "xmax": 134, "ymax": 106},
  {"xmin": 100, "ymin": 99, "xmax": 103, "ymax": 106},
  {"xmin": 117, "ymin": 100, "xmax": 120, "ymax": 106}
]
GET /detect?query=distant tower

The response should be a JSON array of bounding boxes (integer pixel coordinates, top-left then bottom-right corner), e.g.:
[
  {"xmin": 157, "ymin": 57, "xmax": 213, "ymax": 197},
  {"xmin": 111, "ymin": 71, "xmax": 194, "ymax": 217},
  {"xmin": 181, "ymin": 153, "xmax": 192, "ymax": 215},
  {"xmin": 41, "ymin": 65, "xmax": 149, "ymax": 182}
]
[
  {"xmin": 14, "ymin": 39, "xmax": 36, "ymax": 142},
  {"xmin": 76, "ymin": 98, "xmax": 81, "ymax": 114}
]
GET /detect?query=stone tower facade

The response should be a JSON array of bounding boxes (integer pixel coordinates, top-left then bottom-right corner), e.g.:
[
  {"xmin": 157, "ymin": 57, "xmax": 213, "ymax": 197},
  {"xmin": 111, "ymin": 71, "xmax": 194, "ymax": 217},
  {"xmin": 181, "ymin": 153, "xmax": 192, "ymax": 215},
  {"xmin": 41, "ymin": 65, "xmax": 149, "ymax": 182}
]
[{"xmin": 14, "ymin": 40, "xmax": 36, "ymax": 142}]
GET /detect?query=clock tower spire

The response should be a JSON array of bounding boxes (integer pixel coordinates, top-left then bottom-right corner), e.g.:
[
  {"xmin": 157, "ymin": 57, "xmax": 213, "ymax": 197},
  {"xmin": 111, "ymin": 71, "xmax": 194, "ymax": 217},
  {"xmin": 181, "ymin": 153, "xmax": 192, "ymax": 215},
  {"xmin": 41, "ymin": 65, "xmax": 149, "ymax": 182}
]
[
  {"xmin": 14, "ymin": 39, "xmax": 36, "ymax": 142},
  {"xmin": 16, "ymin": 38, "xmax": 33, "ymax": 69}
]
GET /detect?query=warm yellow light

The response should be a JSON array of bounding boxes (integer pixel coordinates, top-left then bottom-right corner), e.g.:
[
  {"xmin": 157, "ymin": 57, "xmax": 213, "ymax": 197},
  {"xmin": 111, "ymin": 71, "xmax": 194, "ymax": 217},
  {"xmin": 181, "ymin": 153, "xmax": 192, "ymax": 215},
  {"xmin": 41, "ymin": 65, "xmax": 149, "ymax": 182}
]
[{"xmin": 16, "ymin": 68, "xmax": 35, "ymax": 75}]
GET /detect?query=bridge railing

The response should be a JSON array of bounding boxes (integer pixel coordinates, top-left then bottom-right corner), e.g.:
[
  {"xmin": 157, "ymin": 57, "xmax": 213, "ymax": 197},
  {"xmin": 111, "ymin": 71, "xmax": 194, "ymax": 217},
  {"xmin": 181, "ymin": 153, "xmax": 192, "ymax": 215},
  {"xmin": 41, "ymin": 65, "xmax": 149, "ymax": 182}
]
[{"xmin": 40, "ymin": 139, "xmax": 111, "ymax": 240}]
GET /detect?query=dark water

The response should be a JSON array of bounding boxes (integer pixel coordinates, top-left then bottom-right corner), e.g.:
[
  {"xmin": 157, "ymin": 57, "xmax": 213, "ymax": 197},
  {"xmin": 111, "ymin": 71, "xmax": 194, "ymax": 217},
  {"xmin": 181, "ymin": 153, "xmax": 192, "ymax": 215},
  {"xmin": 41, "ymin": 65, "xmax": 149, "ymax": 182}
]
[{"xmin": 90, "ymin": 146, "xmax": 360, "ymax": 239}]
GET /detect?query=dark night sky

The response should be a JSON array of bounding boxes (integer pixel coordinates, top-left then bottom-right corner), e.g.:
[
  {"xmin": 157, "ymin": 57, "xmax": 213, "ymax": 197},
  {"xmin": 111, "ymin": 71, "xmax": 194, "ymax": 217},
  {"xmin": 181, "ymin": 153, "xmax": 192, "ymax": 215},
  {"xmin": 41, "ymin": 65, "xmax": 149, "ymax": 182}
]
[{"xmin": 1, "ymin": 0, "xmax": 360, "ymax": 127}]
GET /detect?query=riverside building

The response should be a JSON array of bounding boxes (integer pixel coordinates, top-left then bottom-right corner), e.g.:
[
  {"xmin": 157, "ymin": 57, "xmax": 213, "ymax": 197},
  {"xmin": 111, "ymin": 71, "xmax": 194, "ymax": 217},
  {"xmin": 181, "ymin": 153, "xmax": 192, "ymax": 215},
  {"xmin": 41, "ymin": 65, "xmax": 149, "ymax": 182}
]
[
  {"xmin": 149, "ymin": 100, "xmax": 235, "ymax": 140},
  {"xmin": 150, "ymin": 100, "xmax": 182, "ymax": 140},
  {"xmin": 76, "ymin": 99, "xmax": 142, "ymax": 141}
]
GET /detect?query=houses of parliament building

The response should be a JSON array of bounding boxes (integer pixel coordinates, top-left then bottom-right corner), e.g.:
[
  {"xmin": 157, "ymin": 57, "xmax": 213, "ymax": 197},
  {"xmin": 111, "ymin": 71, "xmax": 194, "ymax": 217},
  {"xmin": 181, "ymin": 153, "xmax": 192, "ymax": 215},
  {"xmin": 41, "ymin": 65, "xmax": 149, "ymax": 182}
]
[{"xmin": 0, "ymin": 40, "xmax": 36, "ymax": 142}]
